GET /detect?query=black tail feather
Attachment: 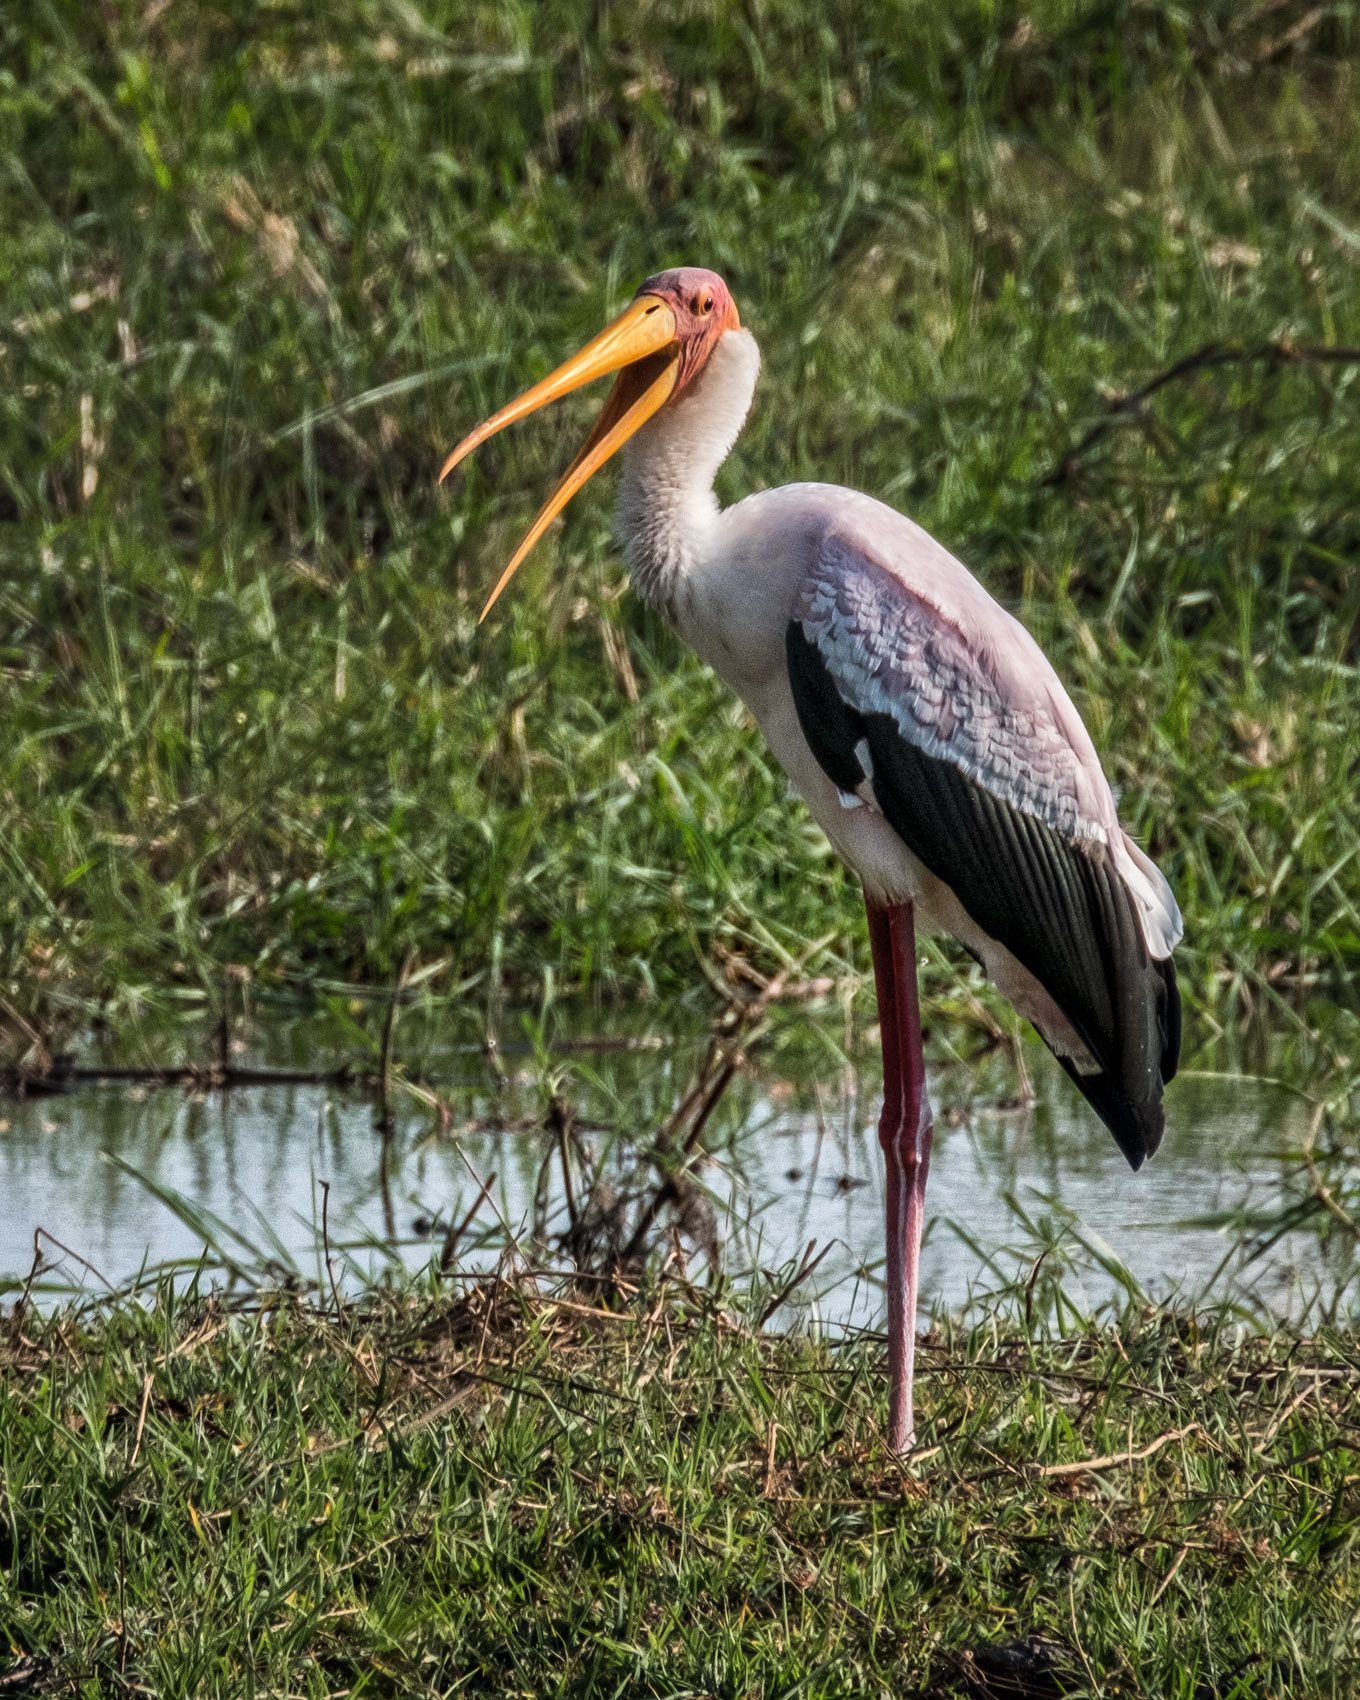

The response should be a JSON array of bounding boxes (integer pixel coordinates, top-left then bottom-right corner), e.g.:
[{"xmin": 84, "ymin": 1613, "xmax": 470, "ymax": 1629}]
[
  {"xmin": 1157, "ymin": 954, "xmax": 1182, "ymax": 1084},
  {"xmin": 1055, "ymin": 1051, "xmax": 1163, "ymax": 1170},
  {"xmin": 1052, "ymin": 945, "xmax": 1181, "ymax": 1169}
]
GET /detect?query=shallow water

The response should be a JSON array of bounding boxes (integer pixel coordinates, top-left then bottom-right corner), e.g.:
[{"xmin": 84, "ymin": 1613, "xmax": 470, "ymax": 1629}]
[{"xmin": 0, "ymin": 1013, "xmax": 1347, "ymax": 1324}]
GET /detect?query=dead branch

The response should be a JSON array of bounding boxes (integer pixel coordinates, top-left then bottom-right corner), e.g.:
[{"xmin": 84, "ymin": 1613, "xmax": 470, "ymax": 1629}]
[
  {"xmin": 758, "ymin": 1239, "xmax": 836, "ymax": 1327},
  {"xmin": 619, "ymin": 949, "xmax": 821, "ymax": 1266},
  {"xmin": 440, "ymin": 1169, "xmax": 499, "ymax": 1273},
  {"xmin": 1041, "ymin": 338, "xmax": 1360, "ymax": 488},
  {"xmin": 1035, "ymin": 1421, "xmax": 1204, "ymax": 1479},
  {"xmin": 1301, "ymin": 1101, "xmax": 1360, "ymax": 1243}
]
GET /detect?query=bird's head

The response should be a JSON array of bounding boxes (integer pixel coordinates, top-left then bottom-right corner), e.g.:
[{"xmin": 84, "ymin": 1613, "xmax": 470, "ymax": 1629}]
[{"xmin": 438, "ymin": 267, "xmax": 741, "ymax": 622}]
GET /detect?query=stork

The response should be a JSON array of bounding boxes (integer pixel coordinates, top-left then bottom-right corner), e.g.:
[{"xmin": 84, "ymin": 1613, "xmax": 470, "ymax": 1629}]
[{"xmin": 440, "ymin": 268, "xmax": 1182, "ymax": 1453}]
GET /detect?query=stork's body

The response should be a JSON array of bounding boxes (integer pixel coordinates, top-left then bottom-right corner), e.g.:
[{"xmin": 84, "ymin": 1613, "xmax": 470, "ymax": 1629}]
[{"xmin": 442, "ymin": 268, "xmax": 1182, "ymax": 1452}]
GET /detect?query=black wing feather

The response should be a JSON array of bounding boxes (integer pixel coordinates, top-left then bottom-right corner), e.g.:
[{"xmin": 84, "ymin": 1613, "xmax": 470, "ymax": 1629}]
[{"xmin": 786, "ymin": 621, "xmax": 1178, "ymax": 1167}]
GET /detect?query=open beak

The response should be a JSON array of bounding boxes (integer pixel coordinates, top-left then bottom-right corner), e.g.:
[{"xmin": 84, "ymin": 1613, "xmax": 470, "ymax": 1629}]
[{"xmin": 439, "ymin": 296, "xmax": 679, "ymax": 622}]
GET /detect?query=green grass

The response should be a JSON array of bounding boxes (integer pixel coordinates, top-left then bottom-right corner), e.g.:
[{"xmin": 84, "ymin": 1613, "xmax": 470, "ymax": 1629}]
[
  {"xmin": 2, "ymin": 1277, "xmax": 1357, "ymax": 1696},
  {"xmin": 5, "ymin": 13, "xmax": 1360, "ymax": 1688},
  {"xmin": 2, "ymin": 1, "xmax": 1358, "ymax": 1061}
]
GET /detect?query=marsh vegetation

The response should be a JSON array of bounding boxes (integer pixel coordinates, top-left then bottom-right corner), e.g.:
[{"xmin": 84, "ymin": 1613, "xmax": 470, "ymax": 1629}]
[{"xmin": 2, "ymin": 2, "xmax": 1360, "ymax": 1693}]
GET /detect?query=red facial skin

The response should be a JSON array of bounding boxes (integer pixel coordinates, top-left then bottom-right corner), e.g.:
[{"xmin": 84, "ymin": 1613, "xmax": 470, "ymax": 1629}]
[{"xmin": 633, "ymin": 267, "xmax": 741, "ymax": 395}]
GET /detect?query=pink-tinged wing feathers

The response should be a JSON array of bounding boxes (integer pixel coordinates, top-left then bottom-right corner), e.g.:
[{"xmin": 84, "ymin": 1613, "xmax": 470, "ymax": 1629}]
[
  {"xmin": 793, "ymin": 527, "xmax": 1182, "ymax": 959},
  {"xmin": 794, "ymin": 532, "xmax": 1117, "ymax": 847}
]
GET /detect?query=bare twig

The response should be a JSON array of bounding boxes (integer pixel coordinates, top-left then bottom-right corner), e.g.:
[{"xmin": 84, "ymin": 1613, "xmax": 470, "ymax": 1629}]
[
  {"xmin": 378, "ymin": 1131, "xmax": 396, "ymax": 1240},
  {"xmin": 1, "ymin": 1060, "xmax": 364, "ymax": 1097},
  {"xmin": 1301, "ymin": 1102, "xmax": 1359, "ymax": 1242},
  {"xmin": 1254, "ymin": 3, "xmax": 1328, "ymax": 63},
  {"xmin": 2, "ymin": 1043, "xmax": 665, "ymax": 1100},
  {"xmin": 10, "ymin": 1231, "xmax": 44, "ymax": 1342},
  {"xmin": 0, "ymin": 995, "xmax": 50, "ymax": 1073},
  {"xmin": 1036, "ymin": 1422, "xmax": 1204, "ymax": 1479},
  {"xmin": 128, "ymin": 1371, "xmax": 155, "ymax": 1469},
  {"xmin": 1042, "ymin": 339, "xmax": 1360, "ymax": 487},
  {"xmin": 550, "ymin": 1095, "xmax": 581, "ymax": 1240},
  {"xmin": 320, "ymin": 1180, "xmax": 344, "ymax": 1321},
  {"xmin": 1023, "ymin": 1247, "xmax": 1052, "ymax": 1336},
  {"xmin": 1149, "ymin": 1542, "xmax": 1191, "ymax": 1606},
  {"xmin": 1255, "ymin": 1377, "xmax": 1325, "ymax": 1448},
  {"xmin": 0, "ymin": 1655, "xmax": 55, "ymax": 1695},
  {"xmin": 621, "ymin": 949, "xmax": 823, "ymax": 1266},
  {"xmin": 31, "ymin": 1228, "xmax": 116, "ymax": 1295},
  {"xmin": 619, "ymin": 1050, "xmax": 741, "ymax": 1264},
  {"xmin": 439, "ymin": 1170, "xmax": 499, "ymax": 1274},
  {"xmin": 526, "ymin": 1033, "xmax": 667, "ymax": 1054},
  {"xmin": 758, "ymin": 1239, "xmax": 836, "ymax": 1327},
  {"xmin": 452, "ymin": 1145, "xmax": 524, "ymax": 1260},
  {"xmin": 378, "ymin": 950, "xmax": 417, "ymax": 1133}
]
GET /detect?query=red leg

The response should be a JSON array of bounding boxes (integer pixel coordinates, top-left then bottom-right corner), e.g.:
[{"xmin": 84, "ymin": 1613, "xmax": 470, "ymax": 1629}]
[{"xmin": 866, "ymin": 896, "xmax": 934, "ymax": 1453}]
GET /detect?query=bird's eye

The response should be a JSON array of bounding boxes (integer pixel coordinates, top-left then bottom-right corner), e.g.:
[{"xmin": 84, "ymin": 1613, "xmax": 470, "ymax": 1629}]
[{"xmin": 698, "ymin": 294, "xmax": 714, "ymax": 315}]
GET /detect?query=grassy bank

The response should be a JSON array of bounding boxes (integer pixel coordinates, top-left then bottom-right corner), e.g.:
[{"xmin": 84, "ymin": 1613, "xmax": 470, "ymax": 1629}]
[
  {"xmin": 2, "ymin": 2, "xmax": 1358, "ymax": 1057},
  {"xmin": 1, "ymin": 1278, "xmax": 1357, "ymax": 1696}
]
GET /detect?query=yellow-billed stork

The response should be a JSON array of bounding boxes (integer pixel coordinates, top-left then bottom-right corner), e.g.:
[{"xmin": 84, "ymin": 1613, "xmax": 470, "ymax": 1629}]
[{"xmin": 439, "ymin": 268, "xmax": 1183, "ymax": 1452}]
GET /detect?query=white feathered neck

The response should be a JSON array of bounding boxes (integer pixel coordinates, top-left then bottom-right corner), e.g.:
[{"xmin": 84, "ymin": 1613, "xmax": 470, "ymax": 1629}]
[{"xmin": 615, "ymin": 328, "xmax": 761, "ymax": 609}]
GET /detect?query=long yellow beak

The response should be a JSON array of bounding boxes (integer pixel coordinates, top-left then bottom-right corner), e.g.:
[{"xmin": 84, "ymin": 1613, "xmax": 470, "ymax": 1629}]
[{"xmin": 439, "ymin": 296, "xmax": 680, "ymax": 623}]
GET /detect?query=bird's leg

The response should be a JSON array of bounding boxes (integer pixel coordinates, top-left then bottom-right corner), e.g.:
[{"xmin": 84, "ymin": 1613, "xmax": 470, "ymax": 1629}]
[{"xmin": 866, "ymin": 897, "xmax": 934, "ymax": 1453}]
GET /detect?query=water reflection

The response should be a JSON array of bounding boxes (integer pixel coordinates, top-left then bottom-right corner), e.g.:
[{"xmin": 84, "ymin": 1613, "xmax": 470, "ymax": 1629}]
[{"xmin": 0, "ymin": 1018, "xmax": 1349, "ymax": 1323}]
